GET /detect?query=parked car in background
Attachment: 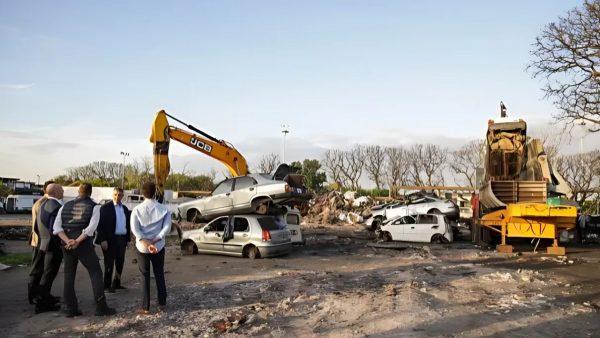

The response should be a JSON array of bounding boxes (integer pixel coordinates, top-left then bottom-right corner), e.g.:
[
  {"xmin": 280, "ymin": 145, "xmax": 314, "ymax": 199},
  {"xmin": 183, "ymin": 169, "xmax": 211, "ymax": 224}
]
[
  {"xmin": 378, "ymin": 214, "xmax": 453, "ymax": 244},
  {"xmin": 284, "ymin": 207, "xmax": 305, "ymax": 245},
  {"xmin": 180, "ymin": 214, "xmax": 292, "ymax": 259},
  {"xmin": 177, "ymin": 171, "xmax": 311, "ymax": 223},
  {"xmin": 365, "ymin": 195, "xmax": 459, "ymax": 231}
]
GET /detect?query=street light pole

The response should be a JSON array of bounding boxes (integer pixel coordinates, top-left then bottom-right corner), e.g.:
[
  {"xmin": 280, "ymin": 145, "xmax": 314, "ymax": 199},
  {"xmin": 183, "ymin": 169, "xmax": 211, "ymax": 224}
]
[
  {"xmin": 36, "ymin": 174, "xmax": 40, "ymax": 186},
  {"xmin": 281, "ymin": 124, "xmax": 290, "ymax": 163},
  {"xmin": 120, "ymin": 151, "xmax": 130, "ymax": 189}
]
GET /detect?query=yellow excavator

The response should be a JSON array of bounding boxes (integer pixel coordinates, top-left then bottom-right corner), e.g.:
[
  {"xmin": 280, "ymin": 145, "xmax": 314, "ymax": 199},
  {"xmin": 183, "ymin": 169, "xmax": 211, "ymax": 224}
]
[{"xmin": 149, "ymin": 110, "xmax": 249, "ymax": 201}]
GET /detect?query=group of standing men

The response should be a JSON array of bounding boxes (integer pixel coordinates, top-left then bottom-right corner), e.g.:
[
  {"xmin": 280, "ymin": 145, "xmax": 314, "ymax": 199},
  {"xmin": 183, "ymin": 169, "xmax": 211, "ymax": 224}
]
[{"xmin": 28, "ymin": 183, "xmax": 131, "ymax": 317}]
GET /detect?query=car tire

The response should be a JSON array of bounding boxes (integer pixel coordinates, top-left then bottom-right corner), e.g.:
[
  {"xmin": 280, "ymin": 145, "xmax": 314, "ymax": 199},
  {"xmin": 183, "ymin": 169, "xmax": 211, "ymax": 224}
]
[
  {"xmin": 381, "ymin": 231, "xmax": 392, "ymax": 242},
  {"xmin": 188, "ymin": 209, "xmax": 203, "ymax": 224},
  {"xmin": 431, "ymin": 234, "xmax": 448, "ymax": 244},
  {"xmin": 181, "ymin": 241, "xmax": 197, "ymax": 255},
  {"xmin": 244, "ymin": 245, "xmax": 261, "ymax": 259}
]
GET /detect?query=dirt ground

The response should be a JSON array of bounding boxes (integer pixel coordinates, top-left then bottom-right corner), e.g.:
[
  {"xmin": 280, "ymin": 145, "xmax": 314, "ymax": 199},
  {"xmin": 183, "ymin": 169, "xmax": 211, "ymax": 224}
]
[{"xmin": 1, "ymin": 224, "xmax": 600, "ymax": 337}]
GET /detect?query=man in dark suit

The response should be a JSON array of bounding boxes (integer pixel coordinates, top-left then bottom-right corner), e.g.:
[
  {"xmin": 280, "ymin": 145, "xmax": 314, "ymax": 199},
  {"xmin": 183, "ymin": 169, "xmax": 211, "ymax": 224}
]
[{"xmin": 95, "ymin": 187, "xmax": 131, "ymax": 292}]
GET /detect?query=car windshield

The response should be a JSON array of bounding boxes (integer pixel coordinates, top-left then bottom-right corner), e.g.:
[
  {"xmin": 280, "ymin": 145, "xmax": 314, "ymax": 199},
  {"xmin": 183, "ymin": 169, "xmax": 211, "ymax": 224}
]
[
  {"xmin": 286, "ymin": 214, "xmax": 300, "ymax": 225},
  {"xmin": 212, "ymin": 180, "xmax": 233, "ymax": 195}
]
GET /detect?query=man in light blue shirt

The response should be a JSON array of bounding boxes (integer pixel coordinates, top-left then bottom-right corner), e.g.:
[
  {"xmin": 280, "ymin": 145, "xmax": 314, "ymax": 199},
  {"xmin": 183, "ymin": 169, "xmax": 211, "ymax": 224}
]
[{"xmin": 95, "ymin": 187, "xmax": 131, "ymax": 292}]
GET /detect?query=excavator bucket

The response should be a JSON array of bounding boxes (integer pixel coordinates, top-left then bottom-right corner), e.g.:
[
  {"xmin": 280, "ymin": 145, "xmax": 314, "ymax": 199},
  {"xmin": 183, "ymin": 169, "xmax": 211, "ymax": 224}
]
[{"xmin": 150, "ymin": 110, "xmax": 171, "ymax": 202}]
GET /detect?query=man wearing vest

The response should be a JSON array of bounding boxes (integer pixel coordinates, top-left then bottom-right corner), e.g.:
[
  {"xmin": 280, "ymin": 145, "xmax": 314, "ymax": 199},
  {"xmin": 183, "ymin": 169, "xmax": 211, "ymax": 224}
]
[
  {"xmin": 28, "ymin": 180, "xmax": 60, "ymax": 306},
  {"xmin": 52, "ymin": 183, "xmax": 116, "ymax": 317},
  {"xmin": 34, "ymin": 183, "xmax": 65, "ymax": 313},
  {"xmin": 95, "ymin": 187, "xmax": 131, "ymax": 292}
]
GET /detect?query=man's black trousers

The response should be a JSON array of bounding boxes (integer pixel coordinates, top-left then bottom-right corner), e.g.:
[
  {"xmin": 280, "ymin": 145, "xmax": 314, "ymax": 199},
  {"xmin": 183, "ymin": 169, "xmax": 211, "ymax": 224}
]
[{"xmin": 102, "ymin": 235, "xmax": 127, "ymax": 288}]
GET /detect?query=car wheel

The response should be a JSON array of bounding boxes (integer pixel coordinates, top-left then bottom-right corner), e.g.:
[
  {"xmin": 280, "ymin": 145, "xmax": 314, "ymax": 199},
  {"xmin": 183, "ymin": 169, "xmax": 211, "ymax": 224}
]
[
  {"xmin": 371, "ymin": 217, "xmax": 383, "ymax": 231},
  {"xmin": 188, "ymin": 209, "xmax": 202, "ymax": 223},
  {"xmin": 181, "ymin": 241, "xmax": 197, "ymax": 255},
  {"xmin": 244, "ymin": 245, "xmax": 261, "ymax": 259},
  {"xmin": 253, "ymin": 200, "xmax": 270, "ymax": 215},
  {"xmin": 381, "ymin": 231, "xmax": 392, "ymax": 242},
  {"xmin": 431, "ymin": 234, "xmax": 448, "ymax": 244}
]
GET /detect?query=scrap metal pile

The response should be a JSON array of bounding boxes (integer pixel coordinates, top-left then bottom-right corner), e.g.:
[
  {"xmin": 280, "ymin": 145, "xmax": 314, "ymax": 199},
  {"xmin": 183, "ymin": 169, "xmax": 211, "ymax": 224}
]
[{"xmin": 305, "ymin": 191, "xmax": 374, "ymax": 225}]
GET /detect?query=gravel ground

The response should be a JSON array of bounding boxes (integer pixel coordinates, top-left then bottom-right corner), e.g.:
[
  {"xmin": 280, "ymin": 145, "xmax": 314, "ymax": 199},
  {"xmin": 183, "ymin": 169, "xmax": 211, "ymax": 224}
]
[{"xmin": 1, "ymin": 225, "xmax": 600, "ymax": 337}]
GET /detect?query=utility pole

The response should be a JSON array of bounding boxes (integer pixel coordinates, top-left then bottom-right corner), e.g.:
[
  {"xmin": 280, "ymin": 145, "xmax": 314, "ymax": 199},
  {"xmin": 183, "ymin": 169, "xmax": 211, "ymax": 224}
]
[
  {"xmin": 120, "ymin": 151, "xmax": 130, "ymax": 189},
  {"xmin": 281, "ymin": 124, "xmax": 290, "ymax": 163}
]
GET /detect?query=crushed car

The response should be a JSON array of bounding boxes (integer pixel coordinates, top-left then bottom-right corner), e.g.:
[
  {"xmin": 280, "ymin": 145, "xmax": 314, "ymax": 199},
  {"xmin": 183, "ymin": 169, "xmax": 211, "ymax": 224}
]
[
  {"xmin": 176, "ymin": 164, "xmax": 312, "ymax": 223},
  {"xmin": 365, "ymin": 193, "xmax": 459, "ymax": 231}
]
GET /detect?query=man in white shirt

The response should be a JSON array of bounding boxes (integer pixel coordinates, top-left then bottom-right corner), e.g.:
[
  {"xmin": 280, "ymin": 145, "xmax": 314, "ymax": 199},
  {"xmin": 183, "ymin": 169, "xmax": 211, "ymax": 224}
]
[{"xmin": 52, "ymin": 183, "xmax": 116, "ymax": 317}]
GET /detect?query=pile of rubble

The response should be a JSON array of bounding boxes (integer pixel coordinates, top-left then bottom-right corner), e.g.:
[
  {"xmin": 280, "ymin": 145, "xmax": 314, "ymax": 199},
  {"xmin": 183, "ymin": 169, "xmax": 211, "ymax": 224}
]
[{"xmin": 305, "ymin": 191, "xmax": 374, "ymax": 225}]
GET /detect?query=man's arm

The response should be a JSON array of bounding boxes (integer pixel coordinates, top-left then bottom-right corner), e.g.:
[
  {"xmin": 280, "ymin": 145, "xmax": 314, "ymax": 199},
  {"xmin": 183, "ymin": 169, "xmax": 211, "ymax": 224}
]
[
  {"xmin": 154, "ymin": 212, "xmax": 172, "ymax": 243},
  {"xmin": 94, "ymin": 204, "xmax": 107, "ymax": 245},
  {"xmin": 72, "ymin": 205, "xmax": 101, "ymax": 246},
  {"xmin": 52, "ymin": 206, "xmax": 75, "ymax": 247}
]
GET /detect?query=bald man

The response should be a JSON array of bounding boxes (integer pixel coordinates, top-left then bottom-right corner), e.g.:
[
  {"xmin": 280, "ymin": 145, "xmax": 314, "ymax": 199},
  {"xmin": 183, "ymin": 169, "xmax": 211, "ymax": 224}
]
[
  {"xmin": 34, "ymin": 183, "xmax": 65, "ymax": 313},
  {"xmin": 28, "ymin": 180, "xmax": 54, "ymax": 305}
]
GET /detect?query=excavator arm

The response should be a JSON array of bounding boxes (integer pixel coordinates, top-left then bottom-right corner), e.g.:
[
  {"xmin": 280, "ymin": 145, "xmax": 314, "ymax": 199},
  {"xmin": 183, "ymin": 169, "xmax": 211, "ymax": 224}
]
[{"xmin": 149, "ymin": 110, "xmax": 248, "ymax": 201}]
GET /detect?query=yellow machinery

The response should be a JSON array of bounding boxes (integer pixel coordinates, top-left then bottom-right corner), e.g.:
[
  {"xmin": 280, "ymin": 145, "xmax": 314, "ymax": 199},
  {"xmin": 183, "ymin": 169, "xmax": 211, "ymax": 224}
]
[
  {"xmin": 149, "ymin": 110, "xmax": 248, "ymax": 201},
  {"xmin": 479, "ymin": 202, "xmax": 577, "ymax": 255},
  {"xmin": 475, "ymin": 104, "xmax": 578, "ymax": 255}
]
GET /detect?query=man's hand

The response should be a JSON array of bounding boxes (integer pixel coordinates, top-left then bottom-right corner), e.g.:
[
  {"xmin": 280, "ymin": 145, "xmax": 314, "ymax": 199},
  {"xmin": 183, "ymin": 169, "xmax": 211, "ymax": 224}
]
[
  {"xmin": 101, "ymin": 241, "xmax": 108, "ymax": 251},
  {"xmin": 64, "ymin": 238, "xmax": 77, "ymax": 249},
  {"xmin": 148, "ymin": 244, "xmax": 158, "ymax": 254},
  {"xmin": 140, "ymin": 239, "xmax": 153, "ymax": 249}
]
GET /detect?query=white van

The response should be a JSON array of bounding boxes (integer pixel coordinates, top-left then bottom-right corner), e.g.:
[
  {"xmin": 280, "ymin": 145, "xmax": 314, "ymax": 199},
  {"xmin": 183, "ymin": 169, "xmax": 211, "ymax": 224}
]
[{"xmin": 5, "ymin": 194, "xmax": 43, "ymax": 213}]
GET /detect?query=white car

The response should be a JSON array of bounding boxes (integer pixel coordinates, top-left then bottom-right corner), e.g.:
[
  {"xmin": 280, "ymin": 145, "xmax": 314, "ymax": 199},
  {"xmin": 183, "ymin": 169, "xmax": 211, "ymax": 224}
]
[
  {"xmin": 180, "ymin": 214, "xmax": 292, "ymax": 258},
  {"xmin": 284, "ymin": 208, "xmax": 305, "ymax": 245},
  {"xmin": 365, "ymin": 195, "xmax": 459, "ymax": 230},
  {"xmin": 177, "ymin": 170, "xmax": 311, "ymax": 223},
  {"xmin": 378, "ymin": 214, "xmax": 453, "ymax": 244}
]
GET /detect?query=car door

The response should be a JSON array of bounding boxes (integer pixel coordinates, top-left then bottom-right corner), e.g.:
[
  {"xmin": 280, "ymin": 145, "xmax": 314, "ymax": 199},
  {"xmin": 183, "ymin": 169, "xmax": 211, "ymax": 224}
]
[
  {"xmin": 398, "ymin": 215, "xmax": 417, "ymax": 241},
  {"xmin": 198, "ymin": 217, "xmax": 227, "ymax": 252},
  {"xmin": 386, "ymin": 217, "xmax": 405, "ymax": 240},
  {"xmin": 229, "ymin": 176, "xmax": 258, "ymax": 210},
  {"xmin": 204, "ymin": 179, "xmax": 234, "ymax": 212},
  {"xmin": 414, "ymin": 214, "xmax": 438, "ymax": 242},
  {"xmin": 222, "ymin": 217, "xmax": 251, "ymax": 254}
]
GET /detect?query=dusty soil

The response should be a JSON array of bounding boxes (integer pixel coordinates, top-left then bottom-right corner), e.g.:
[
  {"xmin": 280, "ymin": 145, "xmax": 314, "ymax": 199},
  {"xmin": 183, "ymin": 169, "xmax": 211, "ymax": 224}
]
[{"xmin": 1, "ymin": 224, "xmax": 600, "ymax": 337}]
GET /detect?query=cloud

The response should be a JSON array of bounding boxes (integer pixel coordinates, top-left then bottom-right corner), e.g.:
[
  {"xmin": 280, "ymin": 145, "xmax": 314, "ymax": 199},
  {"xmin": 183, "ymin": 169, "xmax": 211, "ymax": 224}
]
[{"xmin": 0, "ymin": 83, "xmax": 35, "ymax": 90}]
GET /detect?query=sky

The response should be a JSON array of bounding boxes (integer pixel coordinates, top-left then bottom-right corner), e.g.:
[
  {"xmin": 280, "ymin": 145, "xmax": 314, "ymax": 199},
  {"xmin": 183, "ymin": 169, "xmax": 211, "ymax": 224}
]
[{"xmin": 0, "ymin": 0, "xmax": 597, "ymax": 184}]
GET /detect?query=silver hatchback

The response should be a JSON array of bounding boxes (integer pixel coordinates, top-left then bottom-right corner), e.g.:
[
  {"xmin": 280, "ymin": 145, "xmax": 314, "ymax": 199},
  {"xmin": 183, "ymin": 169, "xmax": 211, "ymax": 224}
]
[{"xmin": 180, "ymin": 214, "xmax": 292, "ymax": 259}]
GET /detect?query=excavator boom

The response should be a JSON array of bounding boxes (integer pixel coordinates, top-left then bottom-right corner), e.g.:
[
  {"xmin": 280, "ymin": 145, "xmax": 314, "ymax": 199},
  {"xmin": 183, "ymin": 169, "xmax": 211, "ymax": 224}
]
[{"xmin": 149, "ymin": 110, "xmax": 248, "ymax": 200}]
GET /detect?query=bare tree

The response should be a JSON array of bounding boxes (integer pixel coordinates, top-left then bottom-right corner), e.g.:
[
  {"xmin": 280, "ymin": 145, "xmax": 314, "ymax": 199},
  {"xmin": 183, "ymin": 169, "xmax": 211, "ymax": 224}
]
[
  {"xmin": 323, "ymin": 149, "xmax": 346, "ymax": 187},
  {"xmin": 364, "ymin": 145, "xmax": 386, "ymax": 190},
  {"xmin": 554, "ymin": 150, "xmax": 600, "ymax": 209},
  {"xmin": 323, "ymin": 146, "xmax": 366, "ymax": 190},
  {"xmin": 449, "ymin": 140, "xmax": 484, "ymax": 187},
  {"xmin": 528, "ymin": 0, "xmax": 600, "ymax": 132},
  {"xmin": 407, "ymin": 144, "xmax": 448, "ymax": 187},
  {"xmin": 340, "ymin": 145, "xmax": 366, "ymax": 190},
  {"xmin": 257, "ymin": 153, "xmax": 280, "ymax": 174},
  {"xmin": 532, "ymin": 129, "xmax": 563, "ymax": 161},
  {"xmin": 385, "ymin": 147, "xmax": 411, "ymax": 197}
]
